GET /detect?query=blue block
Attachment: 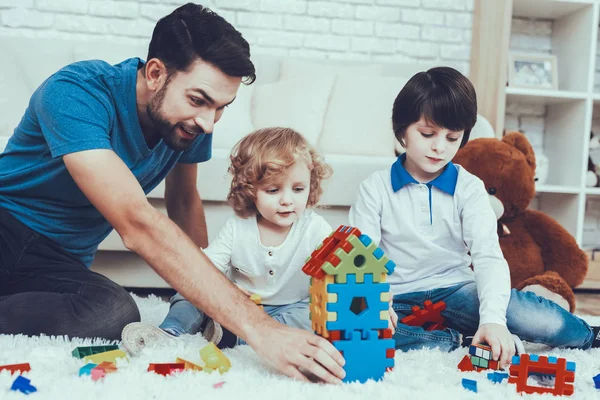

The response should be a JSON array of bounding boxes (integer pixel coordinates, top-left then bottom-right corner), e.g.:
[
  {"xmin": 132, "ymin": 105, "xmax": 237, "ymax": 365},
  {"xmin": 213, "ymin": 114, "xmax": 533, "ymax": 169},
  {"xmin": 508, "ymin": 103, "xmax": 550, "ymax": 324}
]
[
  {"xmin": 529, "ymin": 354, "xmax": 539, "ymax": 362},
  {"xmin": 593, "ymin": 373, "xmax": 600, "ymax": 389},
  {"xmin": 384, "ymin": 259, "xmax": 396, "ymax": 275},
  {"xmin": 333, "ymin": 330, "xmax": 394, "ymax": 383},
  {"xmin": 10, "ymin": 376, "xmax": 37, "ymax": 394},
  {"xmin": 326, "ymin": 274, "xmax": 389, "ymax": 333},
  {"xmin": 566, "ymin": 361, "xmax": 576, "ymax": 372},
  {"xmin": 487, "ymin": 372, "xmax": 509, "ymax": 384},
  {"xmin": 548, "ymin": 356, "xmax": 557, "ymax": 364},
  {"xmin": 372, "ymin": 247, "xmax": 384, "ymax": 260},
  {"xmin": 358, "ymin": 234, "xmax": 372, "ymax": 247},
  {"xmin": 462, "ymin": 378, "xmax": 477, "ymax": 393},
  {"xmin": 79, "ymin": 363, "xmax": 98, "ymax": 376},
  {"xmin": 512, "ymin": 355, "xmax": 520, "ymax": 365}
]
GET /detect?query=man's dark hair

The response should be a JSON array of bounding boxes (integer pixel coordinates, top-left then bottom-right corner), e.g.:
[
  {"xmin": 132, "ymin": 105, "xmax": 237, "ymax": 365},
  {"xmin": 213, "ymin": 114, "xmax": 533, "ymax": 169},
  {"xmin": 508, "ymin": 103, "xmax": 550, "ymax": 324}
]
[
  {"xmin": 147, "ymin": 3, "xmax": 255, "ymax": 84},
  {"xmin": 392, "ymin": 67, "xmax": 477, "ymax": 148}
]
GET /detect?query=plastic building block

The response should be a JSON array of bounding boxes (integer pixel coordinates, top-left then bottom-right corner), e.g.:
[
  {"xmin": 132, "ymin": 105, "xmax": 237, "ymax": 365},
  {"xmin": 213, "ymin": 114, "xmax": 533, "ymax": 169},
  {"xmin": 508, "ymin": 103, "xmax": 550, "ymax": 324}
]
[
  {"xmin": 308, "ymin": 274, "xmax": 336, "ymax": 338},
  {"xmin": 148, "ymin": 363, "xmax": 185, "ymax": 376},
  {"xmin": 458, "ymin": 355, "xmax": 475, "ymax": 372},
  {"xmin": 462, "ymin": 378, "xmax": 477, "ymax": 393},
  {"xmin": 469, "ymin": 344, "xmax": 500, "ymax": 371},
  {"xmin": 72, "ymin": 345, "xmax": 119, "ymax": 359},
  {"xmin": 326, "ymin": 273, "xmax": 389, "ymax": 337},
  {"xmin": 594, "ymin": 373, "xmax": 600, "ymax": 389},
  {"xmin": 400, "ymin": 300, "xmax": 446, "ymax": 331},
  {"xmin": 176, "ymin": 357, "xmax": 204, "ymax": 371},
  {"xmin": 83, "ymin": 349, "xmax": 127, "ymax": 364},
  {"xmin": 508, "ymin": 353, "xmax": 575, "ymax": 396},
  {"xmin": 10, "ymin": 376, "xmax": 37, "ymax": 394},
  {"xmin": 200, "ymin": 343, "xmax": 231, "ymax": 374},
  {"xmin": 78, "ymin": 363, "xmax": 98, "ymax": 377},
  {"xmin": 303, "ymin": 226, "xmax": 362, "ymax": 279},
  {"xmin": 249, "ymin": 293, "xmax": 263, "ymax": 309},
  {"xmin": 487, "ymin": 372, "xmax": 509, "ymax": 384},
  {"xmin": 331, "ymin": 329, "xmax": 394, "ymax": 383},
  {"xmin": 0, "ymin": 363, "xmax": 31, "ymax": 374},
  {"xmin": 213, "ymin": 381, "xmax": 226, "ymax": 389},
  {"xmin": 321, "ymin": 234, "xmax": 394, "ymax": 284}
]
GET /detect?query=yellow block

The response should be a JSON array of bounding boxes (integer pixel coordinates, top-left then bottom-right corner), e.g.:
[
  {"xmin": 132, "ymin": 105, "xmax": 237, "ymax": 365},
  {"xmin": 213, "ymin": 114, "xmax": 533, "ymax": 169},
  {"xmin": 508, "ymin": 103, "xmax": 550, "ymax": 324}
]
[
  {"xmin": 83, "ymin": 349, "xmax": 127, "ymax": 364},
  {"xmin": 176, "ymin": 357, "xmax": 204, "ymax": 371},
  {"xmin": 200, "ymin": 343, "xmax": 231, "ymax": 374}
]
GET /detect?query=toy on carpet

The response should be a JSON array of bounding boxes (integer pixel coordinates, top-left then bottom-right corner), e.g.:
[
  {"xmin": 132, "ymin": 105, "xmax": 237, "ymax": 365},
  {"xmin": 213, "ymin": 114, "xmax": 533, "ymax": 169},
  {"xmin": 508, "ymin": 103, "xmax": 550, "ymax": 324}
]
[
  {"xmin": 400, "ymin": 300, "xmax": 446, "ymax": 331},
  {"xmin": 10, "ymin": 375, "xmax": 37, "ymax": 394},
  {"xmin": 456, "ymin": 344, "xmax": 500, "ymax": 372},
  {"xmin": 508, "ymin": 353, "xmax": 576, "ymax": 396},
  {"xmin": 461, "ymin": 378, "xmax": 477, "ymax": 393},
  {"xmin": 71, "ymin": 345, "xmax": 119, "ymax": 359},
  {"xmin": 0, "ymin": 363, "xmax": 31, "ymax": 374},
  {"xmin": 303, "ymin": 225, "xmax": 396, "ymax": 383},
  {"xmin": 593, "ymin": 373, "xmax": 600, "ymax": 389},
  {"xmin": 147, "ymin": 343, "xmax": 231, "ymax": 376},
  {"xmin": 487, "ymin": 371, "xmax": 509, "ymax": 384}
]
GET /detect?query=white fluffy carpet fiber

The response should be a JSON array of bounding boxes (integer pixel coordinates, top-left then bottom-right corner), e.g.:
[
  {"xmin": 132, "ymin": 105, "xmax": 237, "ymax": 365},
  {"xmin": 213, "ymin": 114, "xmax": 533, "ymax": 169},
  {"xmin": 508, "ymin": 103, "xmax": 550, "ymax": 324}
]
[{"xmin": 1, "ymin": 294, "xmax": 600, "ymax": 400}]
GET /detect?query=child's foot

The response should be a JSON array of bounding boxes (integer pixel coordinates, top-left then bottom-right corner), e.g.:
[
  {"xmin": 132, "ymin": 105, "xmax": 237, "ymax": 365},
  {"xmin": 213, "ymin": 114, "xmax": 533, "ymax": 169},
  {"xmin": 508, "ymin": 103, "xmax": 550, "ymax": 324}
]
[
  {"xmin": 121, "ymin": 322, "xmax": 179, "ymax": 356},
  {"xmin": 204, "ymin": 319, "xmax": 237, "ymax": 349}
]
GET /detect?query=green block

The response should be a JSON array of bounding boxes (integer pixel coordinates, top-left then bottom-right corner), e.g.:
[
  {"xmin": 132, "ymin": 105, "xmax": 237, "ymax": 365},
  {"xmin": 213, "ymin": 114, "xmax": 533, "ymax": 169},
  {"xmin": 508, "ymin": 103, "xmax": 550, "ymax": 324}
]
[{"xmin": 72, "ymin": 345, "xmax": 119, "ymax": 359}]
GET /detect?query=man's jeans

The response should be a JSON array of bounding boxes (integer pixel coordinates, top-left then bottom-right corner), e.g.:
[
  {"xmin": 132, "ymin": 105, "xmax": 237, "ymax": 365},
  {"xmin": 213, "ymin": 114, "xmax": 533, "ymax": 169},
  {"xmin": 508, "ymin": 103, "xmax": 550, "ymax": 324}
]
[
  {"xmin": 160, "ymin": 292, "xmax": 311, "ymax": 345},
  {"xmin": 392, "ymin": 281, "xmax": 594, "ymax": 352},
  {"xmin": 0, "ymin": 208, "xmax": 140, "ymax": 340}
]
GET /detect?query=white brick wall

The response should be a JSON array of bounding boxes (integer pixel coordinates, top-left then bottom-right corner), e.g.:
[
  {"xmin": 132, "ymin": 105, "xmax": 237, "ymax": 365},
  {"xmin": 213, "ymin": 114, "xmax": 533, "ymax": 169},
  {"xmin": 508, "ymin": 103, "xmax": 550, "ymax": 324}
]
[{"xmin": 0, "ymin": 0, "xmax": 474, "ymax": 75}]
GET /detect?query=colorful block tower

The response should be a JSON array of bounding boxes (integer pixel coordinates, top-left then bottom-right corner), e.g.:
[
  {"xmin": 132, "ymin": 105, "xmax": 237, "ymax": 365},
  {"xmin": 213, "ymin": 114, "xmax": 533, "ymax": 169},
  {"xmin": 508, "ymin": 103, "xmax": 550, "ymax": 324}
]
[{"xmin": 302, "ymin": 225, "xmax": 396, "ymax": 383}]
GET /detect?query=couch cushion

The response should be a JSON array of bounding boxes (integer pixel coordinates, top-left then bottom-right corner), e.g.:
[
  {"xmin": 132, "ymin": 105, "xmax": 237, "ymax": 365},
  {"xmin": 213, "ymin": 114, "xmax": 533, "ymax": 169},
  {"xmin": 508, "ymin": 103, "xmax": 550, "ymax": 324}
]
[
  {"xmin": 251, "ymin": 73, "xmax": 335, "ymax": 146},
  {"xmin": 319, "ymin": 74, "xmax": 408, "ymax": 157},
  {"xmin": 212, "ymin": 82, "xmax": 255, "ymax": 149}
]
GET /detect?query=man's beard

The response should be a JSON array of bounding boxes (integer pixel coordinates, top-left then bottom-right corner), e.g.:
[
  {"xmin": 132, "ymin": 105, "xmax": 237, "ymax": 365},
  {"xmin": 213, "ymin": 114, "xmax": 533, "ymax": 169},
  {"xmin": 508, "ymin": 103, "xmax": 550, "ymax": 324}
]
[{"xmin": 146, "ymin": 83, "xmax": 203, "ymax": 152}]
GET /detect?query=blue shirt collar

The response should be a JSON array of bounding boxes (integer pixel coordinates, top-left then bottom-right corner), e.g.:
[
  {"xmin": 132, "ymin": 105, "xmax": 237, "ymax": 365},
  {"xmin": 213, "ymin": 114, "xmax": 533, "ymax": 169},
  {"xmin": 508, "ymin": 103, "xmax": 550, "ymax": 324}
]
[{"xmin": 391, "ymin": 153, "xmax": 458, "ymax": 195}]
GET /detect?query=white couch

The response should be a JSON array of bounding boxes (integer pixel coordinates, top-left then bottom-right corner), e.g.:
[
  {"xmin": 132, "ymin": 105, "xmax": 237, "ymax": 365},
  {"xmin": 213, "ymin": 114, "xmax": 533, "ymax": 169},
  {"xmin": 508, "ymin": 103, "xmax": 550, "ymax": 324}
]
[{"xmin": 0, "ymin": 36, "xmax": 495, "ymax": 288}]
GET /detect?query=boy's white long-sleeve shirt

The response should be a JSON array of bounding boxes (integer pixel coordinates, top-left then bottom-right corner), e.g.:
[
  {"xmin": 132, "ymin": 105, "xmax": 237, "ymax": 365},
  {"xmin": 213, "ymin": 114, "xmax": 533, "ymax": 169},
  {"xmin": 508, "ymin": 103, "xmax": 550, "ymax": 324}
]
[
  {"xmin": 203, "ymin": 209, "xmax": 333, "ymax": 306},
  {"xmin": 349, "ymin": 156, "xmax": 511, "ymax": 327}
]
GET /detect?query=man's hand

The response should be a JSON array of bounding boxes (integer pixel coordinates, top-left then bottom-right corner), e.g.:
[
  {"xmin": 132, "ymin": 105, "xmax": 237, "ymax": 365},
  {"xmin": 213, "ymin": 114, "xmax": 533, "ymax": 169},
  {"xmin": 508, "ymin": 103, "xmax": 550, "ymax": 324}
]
[
  {"xmin": 247, "ymin": 320, "xmax": 346, "ymax": 384},
  {"xmin": 472, "ymin": 323, "xmax": 515, "ymax": 369}
]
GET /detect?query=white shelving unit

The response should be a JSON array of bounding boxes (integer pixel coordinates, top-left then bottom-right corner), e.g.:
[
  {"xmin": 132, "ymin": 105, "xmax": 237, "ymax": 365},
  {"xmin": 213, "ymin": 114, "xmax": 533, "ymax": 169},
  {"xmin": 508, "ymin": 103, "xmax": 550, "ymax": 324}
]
[
  {"xmin": 472, "ymin": 0, "xmax": 599, "ymax": 244},
  {"xmin": 471, "ymin": 0, "xmax": 600, "ymax": 288}
]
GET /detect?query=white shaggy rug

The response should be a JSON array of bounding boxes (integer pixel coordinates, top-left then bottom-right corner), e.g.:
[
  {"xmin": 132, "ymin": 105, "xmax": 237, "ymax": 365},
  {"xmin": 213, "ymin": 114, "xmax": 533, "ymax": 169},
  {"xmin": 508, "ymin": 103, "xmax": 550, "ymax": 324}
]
[{"xmin": 2, "ymin": 294, "xmax": 600, "ymax": 400}]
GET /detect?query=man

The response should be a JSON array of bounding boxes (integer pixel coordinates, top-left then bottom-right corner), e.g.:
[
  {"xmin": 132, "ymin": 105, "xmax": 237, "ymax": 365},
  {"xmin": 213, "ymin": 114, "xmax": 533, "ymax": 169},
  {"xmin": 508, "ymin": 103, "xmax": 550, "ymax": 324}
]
[{"xmin": 0, "ymin": 3, "xmax": 345, "ymax": 383}]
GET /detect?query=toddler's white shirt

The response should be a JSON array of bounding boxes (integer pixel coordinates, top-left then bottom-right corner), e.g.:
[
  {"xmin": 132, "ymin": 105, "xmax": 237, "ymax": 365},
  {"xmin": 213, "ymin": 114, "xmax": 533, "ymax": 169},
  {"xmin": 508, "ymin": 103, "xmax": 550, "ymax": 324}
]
[{"xmin": 204, "ymin": 209, "xmax": 332, "ymax": 305}]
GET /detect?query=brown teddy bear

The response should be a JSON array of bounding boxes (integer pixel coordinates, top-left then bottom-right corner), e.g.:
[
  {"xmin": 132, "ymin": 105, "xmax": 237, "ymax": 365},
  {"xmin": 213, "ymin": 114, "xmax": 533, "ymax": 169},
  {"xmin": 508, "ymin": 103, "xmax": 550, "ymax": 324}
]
[{"xmin": 453, "ymin": 131, "xmax": 588, "ymax": 312}]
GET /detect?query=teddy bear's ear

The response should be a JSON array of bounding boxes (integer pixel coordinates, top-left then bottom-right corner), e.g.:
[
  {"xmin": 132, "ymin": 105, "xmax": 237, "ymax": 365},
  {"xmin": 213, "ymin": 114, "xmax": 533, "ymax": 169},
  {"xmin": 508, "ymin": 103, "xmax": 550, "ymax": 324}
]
[{"xmin": 502, "ymin": 131, "xmax": 536, "ymax": 169}]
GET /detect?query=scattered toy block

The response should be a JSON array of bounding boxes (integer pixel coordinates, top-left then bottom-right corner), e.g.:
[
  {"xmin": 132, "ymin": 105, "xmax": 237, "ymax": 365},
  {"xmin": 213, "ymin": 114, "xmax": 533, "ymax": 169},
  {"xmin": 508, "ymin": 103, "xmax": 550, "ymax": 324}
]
[
  {"xmin": 176, "ymin": 357, "xmax": 204, "ymax": 371},
  {"xmin": 72, "ymin": 345, "xmax": 119, "ymax": 359},
  {"xmin": 10, "ymin": 376, "xmax": 36, "ymax": 394},
  {"xmin": 469, "ymin": 344, "xmax": 500, "ymax": 372},
  {"xmin": 200, "ymin": 343, "xmax": 231, "ymax": 374},
  {"xmin": 148, "ymin": 363, "xmax": 185, "ymax": 376},
  {"xmin": 0, "ymin": 363, "xmax": 31, "ymax": 374},
  {"xmin": 78, "ymin": 363, "xmax": 98, "ymax": 377},
  {"xmin": 83, "ymin": 349, "xmax": 127, "ymax": 364},
  {"xmin": 462, "ymin": 378, "xmax": 477, "ymax": 393},
  {"xmin": 400, "ymin": 300, "xmax": 446, "ymax": 331},
  {"xmin": 508, "ymin": 353, "xmax": 575, "ymax": 396},
  {"xmin": 594, "ymin": 373, "xmax": 600, "ymax": 389},
  {"xmin": 487, "ymin": 371, "xmax": 509, "ymax": 384},
  {"xmin": 458, "ymin": 355, "xmax": 474, "ymax": 372},
  {"xmin": 213, "ymin": 381, "xmax": 226, "ymax": 388}
]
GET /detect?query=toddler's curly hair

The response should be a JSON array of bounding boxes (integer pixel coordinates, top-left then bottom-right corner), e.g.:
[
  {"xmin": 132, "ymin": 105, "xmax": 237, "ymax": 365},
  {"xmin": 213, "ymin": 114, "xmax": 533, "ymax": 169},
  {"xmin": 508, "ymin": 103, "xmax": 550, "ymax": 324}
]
[{"xmin": 227, "ymin": 127, "xmax": 332, "ymax": 218}]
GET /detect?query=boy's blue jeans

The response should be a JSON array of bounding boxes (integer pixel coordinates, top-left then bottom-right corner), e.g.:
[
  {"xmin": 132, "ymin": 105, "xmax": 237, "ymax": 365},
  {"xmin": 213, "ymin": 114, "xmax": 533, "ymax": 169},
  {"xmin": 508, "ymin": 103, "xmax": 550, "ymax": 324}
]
[
  {"xmin": 392, "ymin": 281, "xmax": 594, "ymax": 352},
  {"xmin": 160, "ymin": 293, "xmax": 311, "ymax": 346}
]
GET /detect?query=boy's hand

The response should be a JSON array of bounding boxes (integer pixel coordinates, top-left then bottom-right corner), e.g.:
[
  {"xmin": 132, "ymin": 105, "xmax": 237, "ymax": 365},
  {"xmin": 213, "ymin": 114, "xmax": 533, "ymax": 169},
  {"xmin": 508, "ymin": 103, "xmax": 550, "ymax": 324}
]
[
  {"xmin": 472, "ymin": 323, "xmax": 515, "ymax": 369},
  {"xmin": 388, "ymin": 298, "xmax": 398, "ymax": 330}
]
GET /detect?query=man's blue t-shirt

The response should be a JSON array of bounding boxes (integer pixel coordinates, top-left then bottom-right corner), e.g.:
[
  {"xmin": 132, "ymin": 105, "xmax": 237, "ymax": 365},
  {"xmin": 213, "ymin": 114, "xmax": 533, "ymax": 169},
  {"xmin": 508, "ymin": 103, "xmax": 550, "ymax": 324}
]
[{"xmin": 0, "ymin": 58, "xmax": 212, "ymax": 267}]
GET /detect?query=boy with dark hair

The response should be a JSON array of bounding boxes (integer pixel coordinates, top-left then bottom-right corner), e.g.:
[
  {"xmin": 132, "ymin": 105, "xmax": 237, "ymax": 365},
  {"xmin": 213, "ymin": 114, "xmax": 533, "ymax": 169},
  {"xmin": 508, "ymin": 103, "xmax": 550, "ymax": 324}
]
[{"xmin": 350, "ymin": 67, "xmax": 600, "ymax": 369}]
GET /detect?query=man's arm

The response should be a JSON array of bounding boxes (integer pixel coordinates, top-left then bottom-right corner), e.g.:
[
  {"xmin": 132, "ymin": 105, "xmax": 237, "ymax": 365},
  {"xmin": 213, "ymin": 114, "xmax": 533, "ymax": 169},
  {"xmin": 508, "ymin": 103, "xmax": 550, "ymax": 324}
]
[
  {"xmin": 63, "ymin": 149, "xmax": 344, "ymax": 382},
  {"xmin": 165, "ymin": 163, "xmax": 208, "ymax": 249}
]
